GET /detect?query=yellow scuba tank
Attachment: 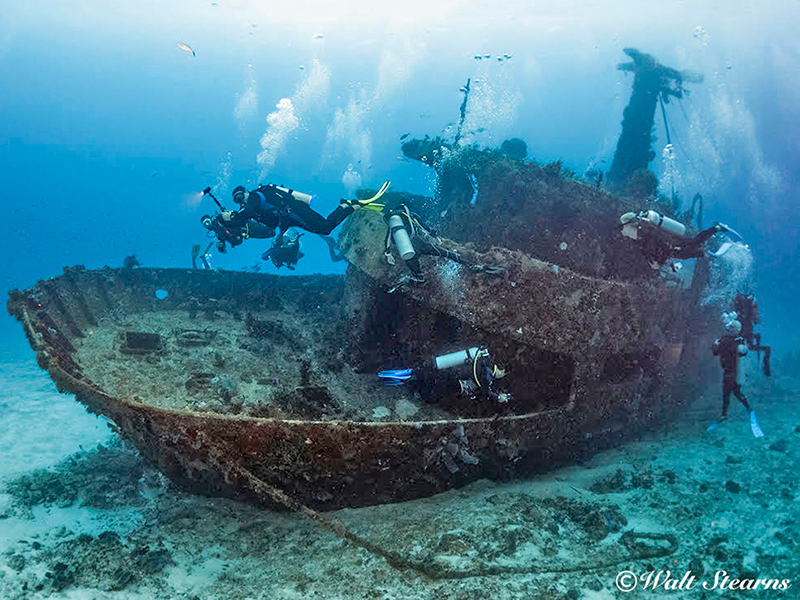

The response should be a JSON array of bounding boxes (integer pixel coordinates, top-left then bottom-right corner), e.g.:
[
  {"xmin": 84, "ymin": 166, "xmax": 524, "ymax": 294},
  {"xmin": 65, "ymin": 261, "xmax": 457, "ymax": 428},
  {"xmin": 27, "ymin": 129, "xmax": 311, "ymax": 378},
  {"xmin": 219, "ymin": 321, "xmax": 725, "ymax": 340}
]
[{"xmin": 644, "ymin": 210, "xmax": 686, "ymax": 237}]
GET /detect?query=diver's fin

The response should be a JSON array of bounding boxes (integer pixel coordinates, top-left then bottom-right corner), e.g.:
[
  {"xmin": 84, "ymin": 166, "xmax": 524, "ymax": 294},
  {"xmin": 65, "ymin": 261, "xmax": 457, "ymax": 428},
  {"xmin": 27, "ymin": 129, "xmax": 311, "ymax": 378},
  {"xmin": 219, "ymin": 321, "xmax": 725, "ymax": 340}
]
[
  {"xmin": 354, "ymin": 181, "xmax": 391, "ymax": 207},
  {"xmin": 378, "ymin": 368, "xmax": 414, "ymax": 384},
  {"xmin": 710, "ymin": 241, "xmax": 734, "ymax": 257},
  {"xmin": 750, "ymin": 411, "xmax": 764, "ymax": 438},
  {"xmin": 706, "ymin": 418, "xmax": 726, "ymax": 432},
  {"xmin": 378, "ymin": 368, "xmax": 413, "ymax": 378},
  {"xmin": 717, "ymin": 222, "xmax": 743, "ymax": 241}
]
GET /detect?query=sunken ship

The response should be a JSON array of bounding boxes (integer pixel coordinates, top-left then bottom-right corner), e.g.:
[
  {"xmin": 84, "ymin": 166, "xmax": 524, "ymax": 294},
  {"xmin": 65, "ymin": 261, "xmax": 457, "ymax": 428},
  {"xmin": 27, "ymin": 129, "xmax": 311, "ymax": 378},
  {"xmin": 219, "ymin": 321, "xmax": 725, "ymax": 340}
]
[{"xmin": 7, "ymin": 49, "xmax": 715, "ymax": 510}]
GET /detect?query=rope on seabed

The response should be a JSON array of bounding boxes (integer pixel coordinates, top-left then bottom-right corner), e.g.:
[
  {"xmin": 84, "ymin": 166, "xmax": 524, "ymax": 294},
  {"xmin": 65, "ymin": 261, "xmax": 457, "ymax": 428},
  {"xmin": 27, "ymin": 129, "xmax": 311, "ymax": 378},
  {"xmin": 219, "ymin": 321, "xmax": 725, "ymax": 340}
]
[{"xmin": 204, "ymin": 446, "xmax": 680, "ymax": 580}]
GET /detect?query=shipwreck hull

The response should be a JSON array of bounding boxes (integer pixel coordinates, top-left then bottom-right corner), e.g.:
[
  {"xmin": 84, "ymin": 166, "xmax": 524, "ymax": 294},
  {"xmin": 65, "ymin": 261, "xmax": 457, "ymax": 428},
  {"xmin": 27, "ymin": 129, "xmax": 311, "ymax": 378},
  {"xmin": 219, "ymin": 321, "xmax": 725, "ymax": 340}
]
[
  {"xmin": 8, "ymin": 264, "xmax": 711, "ymax": 510},
  {"xmin": 340, "ymin": 209, "xmax": 714, "ymax": 427}
]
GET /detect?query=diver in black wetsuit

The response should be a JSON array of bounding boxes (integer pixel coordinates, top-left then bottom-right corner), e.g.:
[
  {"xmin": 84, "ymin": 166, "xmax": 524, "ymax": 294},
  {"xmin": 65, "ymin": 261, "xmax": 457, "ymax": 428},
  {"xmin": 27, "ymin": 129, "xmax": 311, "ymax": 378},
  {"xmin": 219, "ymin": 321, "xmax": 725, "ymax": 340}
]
[
  {"xmin": 384, "ymin": 205, "xmax": 505, "ymax": 290},
  {"xmin": 732, "ymin": 293, "xmax": 771, "ymax": 376},
  {"xmin": 321, "ymin": 235, "xmax": 346, "ymax": 263},
  {"xmin": 201, "ymin": 214, "xmax": 275, "ymax": 253},
  {"xmin": 222, "ymin": 184, "xmax": 355, "ymax": 236},
  {"xmin": 207, "ymin": 182, "xmax": 388, "ymax": 254},
  {"xmin": 620, "ymin": 210, "xmax": 727, "ymax": 268},
  {"xmin": 261, "ymin": 228, "xmax": 304, "ymax": 270},
  {"xmin": 379, "ymin": 346, "xmax": 510, "ymax": 405},
  {"xmin": 711, "ymin": 318, "xmax": 752, "ymax": 421}
]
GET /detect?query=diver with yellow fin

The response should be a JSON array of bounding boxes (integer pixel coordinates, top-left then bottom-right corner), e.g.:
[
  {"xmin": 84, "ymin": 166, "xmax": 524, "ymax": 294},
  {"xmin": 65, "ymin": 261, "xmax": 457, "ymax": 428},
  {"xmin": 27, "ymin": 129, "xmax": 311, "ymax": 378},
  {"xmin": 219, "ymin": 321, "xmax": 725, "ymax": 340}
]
[
  {"xmin": 222, "ymin": 181, "xmax": 389, "ymax": 239},
  {"xmin": 200, "ymin": 181, "xmax": 389, "ymax": 254}
]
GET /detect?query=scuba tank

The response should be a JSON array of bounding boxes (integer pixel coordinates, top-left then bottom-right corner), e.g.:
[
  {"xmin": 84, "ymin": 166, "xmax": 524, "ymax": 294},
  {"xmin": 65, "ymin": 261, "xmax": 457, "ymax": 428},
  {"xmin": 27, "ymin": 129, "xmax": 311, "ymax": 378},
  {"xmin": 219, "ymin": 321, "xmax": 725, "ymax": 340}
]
[
  {"xmin": 274, "ymin": 185, "xmax": 314, "ymax": 205},
  {"xmin": 388, "ymin": 214, "xmax": 416, "ymax": 260},
  {"xmin": 643, "ymin": 210, "xmax": 686, "ymax": 237},
  {"xmin": 434, "ymin": 347, "xmax": 481, "ymax": 371}
]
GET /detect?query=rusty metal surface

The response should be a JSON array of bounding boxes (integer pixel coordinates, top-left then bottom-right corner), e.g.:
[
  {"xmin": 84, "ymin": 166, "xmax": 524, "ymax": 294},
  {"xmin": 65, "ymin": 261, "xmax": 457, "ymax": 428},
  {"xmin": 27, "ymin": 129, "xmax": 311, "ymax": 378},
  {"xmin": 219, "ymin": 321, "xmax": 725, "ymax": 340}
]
[{"xmin": 7, "ymin": 265, "xmax": 711, "ymax": 509}]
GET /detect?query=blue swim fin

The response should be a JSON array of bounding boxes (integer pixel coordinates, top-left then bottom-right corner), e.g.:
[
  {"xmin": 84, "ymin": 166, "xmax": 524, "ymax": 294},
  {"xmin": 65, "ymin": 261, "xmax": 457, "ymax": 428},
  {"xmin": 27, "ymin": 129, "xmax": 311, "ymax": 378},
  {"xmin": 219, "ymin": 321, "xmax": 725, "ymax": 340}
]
[
  {"xmin": 717, "ymin": 222, "xmax": 743, "ymax": 242},
  {"xmin": 378, "ymin": 368, "xmax": 414, "ymax": 385},
  {"xmin": 710, "ymin": 241, "xmax": 733, "ymax": 257},
  {"xmin": 750, "ymin": 411, "xmax": 764, "ymax": 438}
]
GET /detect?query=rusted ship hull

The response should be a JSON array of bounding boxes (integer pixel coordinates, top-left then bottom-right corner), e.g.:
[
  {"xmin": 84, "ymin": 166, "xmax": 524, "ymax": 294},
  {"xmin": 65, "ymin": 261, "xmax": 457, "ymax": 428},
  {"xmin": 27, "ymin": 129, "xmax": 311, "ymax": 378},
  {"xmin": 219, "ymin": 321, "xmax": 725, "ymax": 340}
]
[{"xmin": 8, "ymin": 261, "xmax": 712, "ymax": 510}]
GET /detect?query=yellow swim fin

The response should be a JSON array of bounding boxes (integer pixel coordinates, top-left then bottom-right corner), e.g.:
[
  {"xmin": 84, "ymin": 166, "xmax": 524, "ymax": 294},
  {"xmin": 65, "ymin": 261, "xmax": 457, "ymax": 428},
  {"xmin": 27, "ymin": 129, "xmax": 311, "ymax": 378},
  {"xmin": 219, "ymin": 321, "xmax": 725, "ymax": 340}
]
[{"xmin": 355, "ymin": 181, "xmax": 390, "ymax": 207}]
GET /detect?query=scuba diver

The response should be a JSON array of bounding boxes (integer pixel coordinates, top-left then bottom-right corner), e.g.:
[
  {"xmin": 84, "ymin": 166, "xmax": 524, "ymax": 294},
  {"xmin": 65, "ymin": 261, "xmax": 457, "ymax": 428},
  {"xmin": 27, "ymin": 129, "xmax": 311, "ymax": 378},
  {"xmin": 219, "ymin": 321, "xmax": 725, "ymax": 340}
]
[
  {"xmin": 202, "ymin": 181, "xmax": 388, "ymax": 253},
  {"xmin": 732, "ymin": 293, "xmax": 771, "ymax": 376},
  {"xmin": 222, "ymin": 181, "xmax": 390, "ymax": 239},
  {"xmin": 708, "ymin": 314, "xmax": 763, "ymax": 437},
  {"xmin": 379, "ymin": 346, "xmax": 511, "ymax": 405},
  {"xmin": 620, "ymin": 210, "xmax": 737, "ymax": 269},
  {"xmin": 321, "ymin": 235, "xmax": 346, "ymax": 263},
  {"xmin": 191, "ymin": 242, "xmax": 214, "ymax": 269},
  {"xmin": 200, "ymin": 213, "xmax": 275, "ymax": 254},
  {"xmin": 261, "ymin": 228, "xmax": 304, "ymax": 270},
  {"xmin": 383, "ymin": 204, "xmax": 506, "ymax": 291}
]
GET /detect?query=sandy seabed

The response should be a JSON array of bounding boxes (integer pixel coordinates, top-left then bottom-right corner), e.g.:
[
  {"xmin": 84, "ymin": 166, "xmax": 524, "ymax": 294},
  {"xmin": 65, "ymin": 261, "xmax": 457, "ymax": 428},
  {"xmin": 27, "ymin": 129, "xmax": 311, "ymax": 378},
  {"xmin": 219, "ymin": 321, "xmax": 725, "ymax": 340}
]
[{"xmin": 0, "ymin": 347, "xmax": 797, "ymax": 600}]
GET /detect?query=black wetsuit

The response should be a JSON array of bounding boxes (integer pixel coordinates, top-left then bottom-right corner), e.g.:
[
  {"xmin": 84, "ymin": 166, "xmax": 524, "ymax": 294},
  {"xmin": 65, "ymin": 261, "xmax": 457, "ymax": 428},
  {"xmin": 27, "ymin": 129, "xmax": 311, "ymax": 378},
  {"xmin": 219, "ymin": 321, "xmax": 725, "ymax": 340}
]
[
  {"xmin": 712, "ymin": 334, "xmax": 751, "ymax": 418},
  {"xmin": 638, "ymin": 224, "xmax": 719, "ymax": 265},
  {"xmin": 385, "ymin": 211, "xmax": 468, "ymax": 279},
  {"xmin": 208, "ymin": 217, "xmax": 274, "ymax": 250},
  {"xmin": 262, "ymin": 236, "xmax": 304, "ymax": 270},
  {"xmin": 233, "ymin": 184, "xmax": 354, "ymax": 236},
  {"xmin": 413, "ymin": 352, "xmax": 501, "ymax": 404}
]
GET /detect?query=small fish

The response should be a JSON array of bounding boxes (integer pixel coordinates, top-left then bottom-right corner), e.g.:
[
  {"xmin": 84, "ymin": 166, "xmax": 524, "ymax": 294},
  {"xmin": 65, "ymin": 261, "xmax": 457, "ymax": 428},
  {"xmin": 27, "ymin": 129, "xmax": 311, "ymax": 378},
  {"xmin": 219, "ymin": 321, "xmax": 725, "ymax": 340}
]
[
  {"xmin": 312, "ymin": 33, "xmax": 324, "ymax": 40},
  {"xmin": 149, "ymin": 171, "xmax": 160, "ymax": 179},
  {"xmin": 399, "ymin": 133, "xmax": 410, "ymax": 140},
  {"xmin": 177, "ymin": 42, "xmax": 195, "ymax": 57},
  {"xmin": 474, "ymin": 55, "xmax": 482, "ymax": 60}
]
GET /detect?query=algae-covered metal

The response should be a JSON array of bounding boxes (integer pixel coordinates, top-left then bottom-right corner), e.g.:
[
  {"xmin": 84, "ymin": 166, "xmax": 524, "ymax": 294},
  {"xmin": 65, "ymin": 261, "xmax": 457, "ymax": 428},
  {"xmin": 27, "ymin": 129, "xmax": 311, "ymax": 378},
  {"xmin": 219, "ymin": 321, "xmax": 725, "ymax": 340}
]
[{"xmin": 9, "ymin": 256, "xmax": 711, "ymax": 510}]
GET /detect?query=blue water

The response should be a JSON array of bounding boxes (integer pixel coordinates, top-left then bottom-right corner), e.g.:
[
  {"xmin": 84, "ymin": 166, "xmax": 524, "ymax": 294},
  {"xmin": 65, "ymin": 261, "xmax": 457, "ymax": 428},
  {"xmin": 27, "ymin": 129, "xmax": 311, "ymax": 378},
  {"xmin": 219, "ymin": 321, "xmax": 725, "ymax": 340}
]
[
  {"xmin": 1, "ymin": 2, "xmax": 799, "ymax": 597},
  {"xmin": 2, "ymin": 4, "xmax": 798, "ymax": 351}
]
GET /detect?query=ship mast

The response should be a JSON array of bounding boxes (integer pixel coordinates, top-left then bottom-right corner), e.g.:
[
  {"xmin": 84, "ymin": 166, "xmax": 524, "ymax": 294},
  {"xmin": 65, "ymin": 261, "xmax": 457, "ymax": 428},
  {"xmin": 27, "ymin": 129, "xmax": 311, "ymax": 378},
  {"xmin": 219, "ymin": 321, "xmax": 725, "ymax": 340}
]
[{"xmin": 607, "ymin": 48, "xmax": 702, "ymax": 191}]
